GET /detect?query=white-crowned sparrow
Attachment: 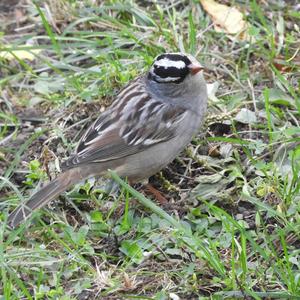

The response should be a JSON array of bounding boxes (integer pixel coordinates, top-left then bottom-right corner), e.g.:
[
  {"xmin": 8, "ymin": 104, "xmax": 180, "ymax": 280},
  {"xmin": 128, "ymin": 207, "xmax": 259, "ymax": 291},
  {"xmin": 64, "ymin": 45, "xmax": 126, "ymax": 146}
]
[{"xmin": 8, "ymin": 53, "xmax": 208, "ymax": 228}]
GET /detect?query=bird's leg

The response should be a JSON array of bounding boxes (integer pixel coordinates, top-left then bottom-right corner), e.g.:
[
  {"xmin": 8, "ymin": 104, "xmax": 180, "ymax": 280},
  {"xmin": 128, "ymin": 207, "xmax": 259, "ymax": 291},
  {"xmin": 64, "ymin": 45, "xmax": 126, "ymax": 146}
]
[
  {"xmin": 143, "ymin": 183, "xmax": 168, "ymax": 204},
  {"xmin": 105, "ymin": 178, "xmax": 169, "ymax": 205}
]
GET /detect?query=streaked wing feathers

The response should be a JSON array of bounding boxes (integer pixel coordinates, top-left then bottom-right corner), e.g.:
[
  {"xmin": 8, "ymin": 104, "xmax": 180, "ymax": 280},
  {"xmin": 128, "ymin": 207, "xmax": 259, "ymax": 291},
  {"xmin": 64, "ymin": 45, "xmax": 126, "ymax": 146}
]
[{"xmin": 63, "ymin": 78, "xmax": 187, "ymax": 169}]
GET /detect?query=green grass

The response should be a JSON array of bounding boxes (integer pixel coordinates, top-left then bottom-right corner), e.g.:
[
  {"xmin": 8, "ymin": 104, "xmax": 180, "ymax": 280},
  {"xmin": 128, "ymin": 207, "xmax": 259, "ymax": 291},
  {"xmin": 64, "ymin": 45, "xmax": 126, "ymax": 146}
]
[{"xmin": 1, "ymin": 0, "xmax": 300, "ymax": 299}]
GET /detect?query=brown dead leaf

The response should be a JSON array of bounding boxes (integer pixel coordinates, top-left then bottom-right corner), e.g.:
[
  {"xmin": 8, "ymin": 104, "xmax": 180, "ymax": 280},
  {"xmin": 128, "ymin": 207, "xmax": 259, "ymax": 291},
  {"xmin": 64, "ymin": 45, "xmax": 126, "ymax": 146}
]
[
  {"xmin": 15, "ymin": 8, "xmax": 25, "ymax": 26},
  {"xmin": 208, "ymin": 145, "xmax": 220, "ymax": 157},
  {"xmin": 273, "ymin": 53, "xmax": 300, "ymax": 73},
  {"xmin": 200, "ymin": 0, "xmax": 252, "ymax": 41},
  {"xmin": 273, "ymin": 58, "xmax": 293, "ymax": 73}
]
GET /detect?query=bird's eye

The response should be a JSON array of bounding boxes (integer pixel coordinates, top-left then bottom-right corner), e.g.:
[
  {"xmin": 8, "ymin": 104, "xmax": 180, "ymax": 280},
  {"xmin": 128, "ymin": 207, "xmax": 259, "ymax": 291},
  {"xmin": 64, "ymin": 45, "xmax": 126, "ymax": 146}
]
[{"xmin": 154, "ymin": 65, "xmax": 188, "ymax": 79}]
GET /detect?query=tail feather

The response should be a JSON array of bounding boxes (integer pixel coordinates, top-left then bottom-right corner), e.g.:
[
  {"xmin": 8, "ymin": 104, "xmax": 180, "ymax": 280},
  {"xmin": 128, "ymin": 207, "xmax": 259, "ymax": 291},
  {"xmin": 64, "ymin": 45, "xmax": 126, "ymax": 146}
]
[{"xmin": 7, "ymin": 167, "xmax": 87, "ymax": 229}]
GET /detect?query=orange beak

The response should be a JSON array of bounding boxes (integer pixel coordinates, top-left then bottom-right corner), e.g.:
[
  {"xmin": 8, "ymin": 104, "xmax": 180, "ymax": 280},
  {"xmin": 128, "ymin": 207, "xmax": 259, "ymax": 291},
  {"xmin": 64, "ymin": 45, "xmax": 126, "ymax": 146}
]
[{"xmin": 189, "ymin": 63, "xmax": 204, "ymax": 75}]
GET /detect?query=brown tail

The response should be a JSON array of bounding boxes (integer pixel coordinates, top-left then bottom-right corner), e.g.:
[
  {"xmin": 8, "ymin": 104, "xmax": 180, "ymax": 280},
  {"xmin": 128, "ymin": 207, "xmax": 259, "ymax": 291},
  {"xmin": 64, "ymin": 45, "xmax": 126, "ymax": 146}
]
[{"xmin": 7, "ymin": 167, "xmax": 91, "ymax": 229}]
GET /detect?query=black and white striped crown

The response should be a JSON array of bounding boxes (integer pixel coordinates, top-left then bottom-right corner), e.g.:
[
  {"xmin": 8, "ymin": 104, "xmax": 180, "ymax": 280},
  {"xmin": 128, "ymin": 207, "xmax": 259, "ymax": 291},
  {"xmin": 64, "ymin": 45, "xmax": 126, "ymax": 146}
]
[{"xmin": 148, "ymin": 53, "xmax": 192, "ymax": 84}]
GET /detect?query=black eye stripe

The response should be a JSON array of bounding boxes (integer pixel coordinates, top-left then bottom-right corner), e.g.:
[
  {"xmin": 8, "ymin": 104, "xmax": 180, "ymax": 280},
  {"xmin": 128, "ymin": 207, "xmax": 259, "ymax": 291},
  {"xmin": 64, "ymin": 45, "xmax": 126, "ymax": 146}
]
[
  {"xmin": 148, "ymin": 72, "xmax": 185, "ymax": 84},
  {"xmin": 154, "ymin": 65, "xmax": 189, "ymax": 79}
]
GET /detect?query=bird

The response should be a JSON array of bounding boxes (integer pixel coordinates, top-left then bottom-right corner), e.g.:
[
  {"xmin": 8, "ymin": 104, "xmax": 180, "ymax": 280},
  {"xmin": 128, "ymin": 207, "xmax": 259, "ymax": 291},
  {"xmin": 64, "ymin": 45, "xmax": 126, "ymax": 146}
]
[{"xmin": 7, "ymin": 53, "xmax": 208, "ymax": 229}]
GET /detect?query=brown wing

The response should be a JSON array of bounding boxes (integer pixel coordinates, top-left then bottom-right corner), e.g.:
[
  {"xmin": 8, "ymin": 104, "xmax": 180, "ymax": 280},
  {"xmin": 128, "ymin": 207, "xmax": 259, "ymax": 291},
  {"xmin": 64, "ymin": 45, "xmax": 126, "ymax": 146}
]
[{"xmin": 63, "ymin": 79, "xmax": 187, "ymax": 169}]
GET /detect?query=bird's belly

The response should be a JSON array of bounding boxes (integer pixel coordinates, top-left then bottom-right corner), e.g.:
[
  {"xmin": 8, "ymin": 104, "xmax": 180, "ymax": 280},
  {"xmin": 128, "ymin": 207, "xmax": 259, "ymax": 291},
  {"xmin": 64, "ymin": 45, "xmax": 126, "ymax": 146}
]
[{"xmin": 115, "ymin": 115, "xmax": 201, "ymax": 181}]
